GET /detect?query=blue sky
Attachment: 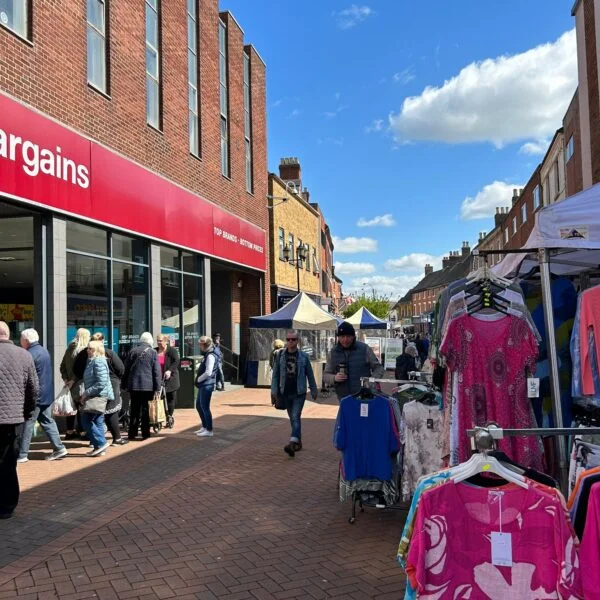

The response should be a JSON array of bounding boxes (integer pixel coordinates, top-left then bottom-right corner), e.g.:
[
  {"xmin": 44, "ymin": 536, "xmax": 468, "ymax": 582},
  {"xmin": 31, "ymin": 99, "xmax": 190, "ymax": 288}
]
[{"xmin": 223, "ymin": 1, "xmax": 577, "ymax": 299}]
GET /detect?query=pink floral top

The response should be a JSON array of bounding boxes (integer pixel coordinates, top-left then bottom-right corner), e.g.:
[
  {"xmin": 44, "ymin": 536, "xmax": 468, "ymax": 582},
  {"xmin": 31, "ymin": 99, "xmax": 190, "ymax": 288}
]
[
  {"xmin": 440, "ymin": 313, "xmax": 543, "ymax": 470},
  {"xmin": 407, "ymin": 482, "xmax": 583, "ymax": 599}
]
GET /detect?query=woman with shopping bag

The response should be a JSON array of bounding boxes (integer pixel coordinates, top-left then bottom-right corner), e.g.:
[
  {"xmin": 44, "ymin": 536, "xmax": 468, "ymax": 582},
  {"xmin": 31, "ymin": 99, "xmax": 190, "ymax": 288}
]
[{"xmin": 79, "ymin": 340, "xmax": 114, "ymax": 457}]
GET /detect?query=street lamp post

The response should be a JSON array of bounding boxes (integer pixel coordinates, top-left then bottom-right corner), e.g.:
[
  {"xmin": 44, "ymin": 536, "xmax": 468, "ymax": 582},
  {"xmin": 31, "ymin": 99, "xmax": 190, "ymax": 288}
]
[{"xmin": 283, "ymin": 242, "xmax": 309, "ymax": 293}]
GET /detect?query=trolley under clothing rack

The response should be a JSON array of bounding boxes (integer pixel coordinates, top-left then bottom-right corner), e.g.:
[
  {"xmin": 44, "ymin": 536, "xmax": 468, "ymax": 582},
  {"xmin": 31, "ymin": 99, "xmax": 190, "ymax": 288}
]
[{"xmin": 343, "ymin": 377, "xmax": 438, "ymax": 524}]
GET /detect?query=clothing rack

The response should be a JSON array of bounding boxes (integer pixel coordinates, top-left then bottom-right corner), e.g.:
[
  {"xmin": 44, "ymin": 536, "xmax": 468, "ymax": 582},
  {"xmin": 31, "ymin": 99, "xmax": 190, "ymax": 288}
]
[
  {"xmin": 467, "ymin": 424, "xmax": 600, "ymax": 493},
  {"xmin": 345, "ymin": 378, "xmax": 436, "ymax": 524}
]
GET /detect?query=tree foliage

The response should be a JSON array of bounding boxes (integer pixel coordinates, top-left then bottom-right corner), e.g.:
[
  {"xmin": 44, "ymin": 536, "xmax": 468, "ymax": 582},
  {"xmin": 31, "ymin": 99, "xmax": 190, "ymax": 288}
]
[{"xmin": 342, "ymin": 294, "xmax": 391, "ymax": 319}]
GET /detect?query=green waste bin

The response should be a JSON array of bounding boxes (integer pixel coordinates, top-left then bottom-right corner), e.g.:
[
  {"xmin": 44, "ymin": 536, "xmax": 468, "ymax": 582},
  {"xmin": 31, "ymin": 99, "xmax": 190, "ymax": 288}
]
[{"xmin": 179, "ymin": 355, "xmax": 203, "ymax": 408}]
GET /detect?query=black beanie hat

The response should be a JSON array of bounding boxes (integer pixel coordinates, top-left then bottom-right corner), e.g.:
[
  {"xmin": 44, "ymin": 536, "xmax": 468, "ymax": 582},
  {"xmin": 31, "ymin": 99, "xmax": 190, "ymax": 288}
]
[{"xmin": 337, "ymin": 322, "xmax": 356, "ymax": 337}]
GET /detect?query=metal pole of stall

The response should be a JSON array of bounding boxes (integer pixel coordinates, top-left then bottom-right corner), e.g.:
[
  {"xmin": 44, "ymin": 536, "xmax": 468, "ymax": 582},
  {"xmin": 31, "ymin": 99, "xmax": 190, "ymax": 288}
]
[{"xmin": 538, "ymin": 248, "xmax": 568, "ymax": 490}]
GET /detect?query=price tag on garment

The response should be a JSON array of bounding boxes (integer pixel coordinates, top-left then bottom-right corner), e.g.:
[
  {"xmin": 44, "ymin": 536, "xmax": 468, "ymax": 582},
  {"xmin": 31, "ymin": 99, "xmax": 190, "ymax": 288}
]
[
  {"xmin": 360, "ymin": 403, "xmax": 369, "ymax": 418},
  {"xmin": 527, "ymin": 378, "xmax": 540, "ymax": 398},
  {"xmin": 491, "ymin": 532, "xmax": 513, "ymax": 567}
]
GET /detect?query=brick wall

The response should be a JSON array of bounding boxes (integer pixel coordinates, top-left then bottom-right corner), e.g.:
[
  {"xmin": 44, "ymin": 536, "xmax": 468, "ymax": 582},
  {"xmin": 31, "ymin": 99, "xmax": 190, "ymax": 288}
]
[
  {"xmin": 564, "ymin": 89, "xmax": 584, "ymax": 197},
  {"xmin": 583, "ymin": 0, "xmax": 600, "ymax": 185},
  {"xmin": 503, "ymin": 167, "xmax": 541, "ymax": 250},
  {"xmin": 0, "ymin": 0, "xmax": 270, "ymax": 303}
]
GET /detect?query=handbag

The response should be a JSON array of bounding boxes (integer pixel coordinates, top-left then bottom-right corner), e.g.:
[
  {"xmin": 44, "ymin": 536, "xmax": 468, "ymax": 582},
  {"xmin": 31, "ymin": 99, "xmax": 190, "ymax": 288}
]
[
  {"xmin": 272, "ymin": 393, "xmax": 287, "ymax": 410},
  {"xmin": 149, "ymin": 389, "xmax": 166, "ymax": 425},
  {"xmin": 82, "ymin": 396, "xmax": 108, "ymax": 414}
]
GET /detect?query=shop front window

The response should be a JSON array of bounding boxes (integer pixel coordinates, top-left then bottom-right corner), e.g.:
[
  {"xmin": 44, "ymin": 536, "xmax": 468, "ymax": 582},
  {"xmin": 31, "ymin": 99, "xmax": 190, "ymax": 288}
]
[
  {"xmin": 161, "ymin": 269, "xmax": 180, "ymax": 346},
  {"xmin": 113, "ymin": 261, "xmax": 149, "ymax": 357},
  {"xmin": 66, "ymin": 253, "xmax": 109, "ymax": 339},
  {"xmin": 159, "ymin": 246, "xmax": 203, "ymax": 355},
  {"xmin": 66, "ymin": 222, "xmax": 148, "ymax": 357},
  {"xmin": 183, "ymin": 273, "xmax": 202, "ymax": 356}
]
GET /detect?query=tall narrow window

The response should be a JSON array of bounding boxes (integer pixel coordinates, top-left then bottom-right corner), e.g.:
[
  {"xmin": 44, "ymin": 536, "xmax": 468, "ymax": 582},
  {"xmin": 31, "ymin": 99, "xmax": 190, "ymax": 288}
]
[
  {"xmin": 521, "ymin": 203, "xmax": 527, "ymax": 224},
  {"xmin": 87, "ymin": 0, "xmax": 107, "ymax": 93},
  {"xmin": 278, "ymin": 228, "xmax": 285, "ymax": 259},
  {"xmin": 0, "ymin": 0, "xmax": 28, "ymax": 39},
  {"xmin": 219, "ymin": 20, "xmax": 229, "ymax": 176},
  {"xmin": 533, "ymin": 185, "xmax": 541, "ymax": 210},
  {"xmin": 187, "ymin": 0, "xmax": 199, "ymax": 155},
  {"xmin": 146, "ymin": 0, "xmax": 161, "ymax": 129},
  {"xmin": 243, "ymin": 52, "xmax": 253, "ymax": 192},
  {"xmin": 566, "ymin": 135, "xmax": 575, "ymax": 162},
  {"xmin": 288, "ymin": 233, "xmax": 294, "ymax": 261}
]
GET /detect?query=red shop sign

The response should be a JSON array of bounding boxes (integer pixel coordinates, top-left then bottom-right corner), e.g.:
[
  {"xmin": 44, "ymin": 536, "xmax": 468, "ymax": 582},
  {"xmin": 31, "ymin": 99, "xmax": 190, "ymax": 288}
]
[{"xmin": 0, "ymin": 93, "xmax": 266, "ymax": 271}]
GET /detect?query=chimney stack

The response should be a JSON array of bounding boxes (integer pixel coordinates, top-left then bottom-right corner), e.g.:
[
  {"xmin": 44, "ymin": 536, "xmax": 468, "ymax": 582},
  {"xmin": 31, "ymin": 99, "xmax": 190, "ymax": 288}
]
[
  {"xmin": 495, "ymin": 206, "xmax": 509, "ymax": 228},
  {"xmin": 279, "ymin": 157, "xmax": 302, "ymax": 190},
  {"xmin": 442, "ymin": 256, "xmax": 449, "ymax": 269},
  {"xmin": 512, "ymin": 188, "xmax": 520, "ymax": 205},
  {"xmin": 424, "ymin": 264, "xmax": 434, "ymax": 276},
  {"xmin": 462, "ymin": 241, "xmax": 471, "ymax": 257},
  {"xmin": 302, "ymin": 187, "xmax": 310, "ymax": 203}
]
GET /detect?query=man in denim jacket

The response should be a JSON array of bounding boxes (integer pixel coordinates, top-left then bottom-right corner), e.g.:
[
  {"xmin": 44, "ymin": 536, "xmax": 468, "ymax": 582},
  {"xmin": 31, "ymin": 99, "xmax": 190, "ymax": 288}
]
[{"xmin": 271, "ymin": 330, "xmax": 318, "ymax": 457}]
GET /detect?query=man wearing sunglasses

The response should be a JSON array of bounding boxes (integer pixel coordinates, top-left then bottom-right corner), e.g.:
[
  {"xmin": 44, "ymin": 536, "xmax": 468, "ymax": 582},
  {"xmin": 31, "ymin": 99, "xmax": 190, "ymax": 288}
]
[{"xmin": 271, "ymin": 330, "xmax": 318, "ymax": 457}]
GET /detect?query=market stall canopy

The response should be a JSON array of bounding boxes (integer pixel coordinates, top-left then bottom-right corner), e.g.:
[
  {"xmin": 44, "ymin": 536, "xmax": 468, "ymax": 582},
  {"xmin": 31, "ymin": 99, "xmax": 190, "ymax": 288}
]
[
  {"xmin": 494, "ymin": 182, "xmax": 600, "ymax": 277},
  {"xmin": 249, "ymin": 292, "xmax": 339, "ymax": 330},
  {"xmin": 344, "ymin": 307, "xmax": 388, "ymax": 330}
]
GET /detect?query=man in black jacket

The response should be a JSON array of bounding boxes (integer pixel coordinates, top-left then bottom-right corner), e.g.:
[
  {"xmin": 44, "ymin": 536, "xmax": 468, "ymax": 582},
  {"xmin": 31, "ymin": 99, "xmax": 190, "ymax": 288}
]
[
  {"xmin": 122, "ymin": 332, "xmax": 161, "ymax": 440},
  {"xmin": 323, "ymin": 322, "xmax": 384, "ymax": 400}
]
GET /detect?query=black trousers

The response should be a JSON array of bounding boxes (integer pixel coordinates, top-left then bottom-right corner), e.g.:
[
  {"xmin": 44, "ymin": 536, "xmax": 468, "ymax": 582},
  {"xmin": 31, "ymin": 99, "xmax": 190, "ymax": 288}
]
[
  {"xmin": 105, "ymin": 411, "xmax": 121, "ymax": 441},
  {"xmin": 166, "ymin": 390, "xmax": 177, "ymax": 416},
  {"xmin": 0, "ymin": 424, "xmax": 23, "ymax": 516},
  {"xmin": 215, "ymin": 364, "xmax": 225, "ymax": 389},
  {"xmin": 128, "ymin": 391, "xmax": 153, "ymax": 439}
]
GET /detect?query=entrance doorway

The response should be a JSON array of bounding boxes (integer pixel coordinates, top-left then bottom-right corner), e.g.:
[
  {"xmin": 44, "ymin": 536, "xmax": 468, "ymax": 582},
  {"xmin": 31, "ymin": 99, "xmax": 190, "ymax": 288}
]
[{"xmin": 0, "ymin": 202, "xmax": 35, "ymax": 343}]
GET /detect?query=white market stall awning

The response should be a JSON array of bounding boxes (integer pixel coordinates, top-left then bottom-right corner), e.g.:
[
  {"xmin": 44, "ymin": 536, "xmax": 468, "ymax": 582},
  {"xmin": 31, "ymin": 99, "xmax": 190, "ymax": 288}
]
[
  {"xmin": 494, "ymin": 182, "xmax": 600, "ymax": 277},
  {"xmin": 344, "ymin": 306, "xmax": 388, "ymax": 330}
]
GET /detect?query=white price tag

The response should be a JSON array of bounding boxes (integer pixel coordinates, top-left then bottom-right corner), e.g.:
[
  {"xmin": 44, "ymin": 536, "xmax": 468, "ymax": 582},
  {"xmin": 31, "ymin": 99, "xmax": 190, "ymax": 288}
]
[
  {"xmin": 360, "ymin": 403, "xmax": 369, "ymax": 418},
  {"xmin": 527, "ymin": 378, "xmax": 540, "ymax": 398},
  {"xmin": 491, "ymin": 532, "xmax": 513, "ymax": 567}
]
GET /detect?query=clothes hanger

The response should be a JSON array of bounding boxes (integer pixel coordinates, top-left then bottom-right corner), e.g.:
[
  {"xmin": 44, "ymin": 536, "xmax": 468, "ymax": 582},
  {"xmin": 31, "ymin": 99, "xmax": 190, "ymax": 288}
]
[{"xmin": 451, "ymin": 453, "xmax": 529, "ymax": 488}]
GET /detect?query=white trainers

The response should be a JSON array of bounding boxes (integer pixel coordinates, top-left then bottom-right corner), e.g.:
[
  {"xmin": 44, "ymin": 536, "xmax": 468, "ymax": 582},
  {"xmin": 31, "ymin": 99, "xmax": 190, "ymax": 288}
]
[
  {"xmin": 46, "ymin": 448, "xmax": 68, "ymax": 461},
  {"xmin": 88, "ymin": 442, "xmax": 110, "ymax": 457},
  {"xmin": 195, "ymin": 428, "xmax": 206, "ymax": 434},
  {"xmin": 197, "ymin": 430, "xmax": 214, "ymax": 437},
  {"xmin": 16, "ymin": 457, "xmax": 28, "ymax": 464}
]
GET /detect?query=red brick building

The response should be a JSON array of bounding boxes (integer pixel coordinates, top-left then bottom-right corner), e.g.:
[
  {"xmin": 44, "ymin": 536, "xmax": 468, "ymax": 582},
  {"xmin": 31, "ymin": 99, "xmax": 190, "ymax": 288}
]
[
  {"xmin": 501, "ymin": 169, "xmax": 542, "ymax": 250},
  {"xmin": 0, "ymin": 1, "xmax": 268, "ymax": 383},
  {"xmin": 563, "ymin": 90, "xmax": 584, "ymax": 197}
]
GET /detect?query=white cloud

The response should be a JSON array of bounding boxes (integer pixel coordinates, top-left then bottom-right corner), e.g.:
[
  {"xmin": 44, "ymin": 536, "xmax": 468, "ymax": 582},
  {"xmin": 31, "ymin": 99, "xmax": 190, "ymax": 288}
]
[
  {"xmin": 460, "ymin": 181, "xmax": 521, "ymax": 220},
  {"xmin": 345, "ymin": 275, "xmax": 423, "ymax": 299},
  {"xmin": 333, "ymin": 4, "xmax": 375, "ymax": 29},
  {"xmin": 393, "ymin": 67, "xmax": 415, "ymax": 85},
  {"xmin": 332, "ymin": 236, "xmax": 378, "ymax": 253},
  {"xmin": 390, "ymin": 29, "xmax": 577, "ymax": 147},
  {"xmin": 334, "ymin": 92, "xmax": 341, "ymax": 101},
  {"xmin": 334, "ymin": 262, "xmax": 376, "ymax": 276},
  {"xmin": 318, "ymin": 137, "xmax": 345, "ymax": 146},
  {"xmin": 384, "ymin": 253, "xmax": 443, "ymax": 272},
  {"xmin": 519, "ymin": 139, "xmax": 550, "ymax": 156},
  {"xmin": 287, "ymin": 108, "xmax": 302, "ymax": 119},
  {"xmin": 365, "ymin": 119, "xmax": 384, "ymax": 133},
  {"xmin": 357, "ymin": 214, "xmax": 396, "ymax": 227},
  {"xmin": 323, "ymin": 105, "xmax": 349, "ymax": 119}
]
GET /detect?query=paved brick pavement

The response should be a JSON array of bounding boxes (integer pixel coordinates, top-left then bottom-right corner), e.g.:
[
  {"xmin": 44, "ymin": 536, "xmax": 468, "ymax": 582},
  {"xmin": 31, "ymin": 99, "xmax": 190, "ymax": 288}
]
[{"xmin": 0, "ymin": 388, "xmax": 407, "ymax": 599}]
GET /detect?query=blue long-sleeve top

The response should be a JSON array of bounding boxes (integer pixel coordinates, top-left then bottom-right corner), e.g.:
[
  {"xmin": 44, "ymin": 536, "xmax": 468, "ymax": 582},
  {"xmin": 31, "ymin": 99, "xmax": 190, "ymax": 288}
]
[{"xmin": 333, "ymin": 395, "xmax": 399, "ymax": 481}]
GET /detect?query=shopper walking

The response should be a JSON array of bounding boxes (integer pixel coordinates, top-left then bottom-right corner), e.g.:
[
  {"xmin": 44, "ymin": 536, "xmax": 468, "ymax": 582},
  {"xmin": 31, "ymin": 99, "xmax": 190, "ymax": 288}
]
[
  {"xmin": 156, "ymin": 334, "xmax": 180, "ymax": 427},
  {"xmin": 195, "ymin": 336, "xmax": 217, "ymax": 437},
  {"xmin": 18, "ymin": 329, "xmax": 68, "ymax": 462},
  {"xmin": 60, "ymin": 327, "xmax": 90, "ymax": 439},
  {"xmin": 271, "ymin": 330, "xmax": 318, "ymax": 457},
  {"xmin": 91, "ymin": 333, "xmax": 127, "ymax": 445},
  {"xmin": 213, "ymin": 333, "xmax": 225, "ymax": 391},
  {"xmin": 79, "ymin": 340, "xmax": 113, "ymax": 457},
  {"xmin": 394, "ymin": 343, "xmax": 418, "ymax": 381},
  {"xmin": 122, "ymin": 333, "xmax": 161, "ymax": 440},
  {"xmin": 323, "ymin": 322, "xmax": 384, "ymax": 400},
  {"xmin": 0, "ymin": 321, "xmax": 38, "ymax": 518}
]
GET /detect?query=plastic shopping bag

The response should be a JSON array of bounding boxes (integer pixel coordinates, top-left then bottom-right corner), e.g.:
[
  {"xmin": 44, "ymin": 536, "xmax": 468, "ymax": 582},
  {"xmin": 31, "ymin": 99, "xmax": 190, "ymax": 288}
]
[{"xmin": 53, "ymin": 385, "xmax": 78, "ymax": 417}]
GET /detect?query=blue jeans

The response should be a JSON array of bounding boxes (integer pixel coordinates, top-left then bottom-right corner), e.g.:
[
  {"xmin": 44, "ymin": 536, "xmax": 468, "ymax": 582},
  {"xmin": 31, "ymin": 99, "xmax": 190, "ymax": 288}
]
[
  {"xmin": 81, "ymin": 412, "xmax": 107, "ymax": 449},
  {"xmin": 286, "ymin": 394, "xmax": 305, "ymax": 442},
  {"xmin": 196, "ymin": 384, "xmax": 214, "ymax": 431},
  {"xmin": 19, "ymin": 404, "xmax": 66, "ymax": 459}
]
